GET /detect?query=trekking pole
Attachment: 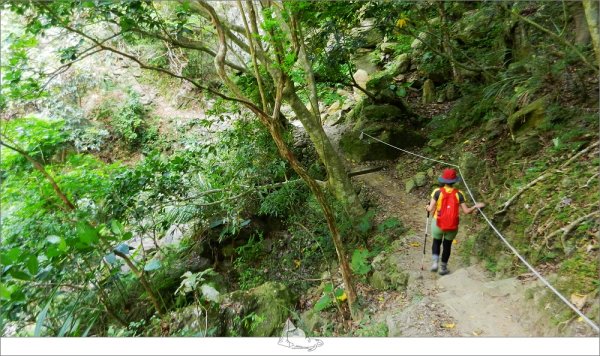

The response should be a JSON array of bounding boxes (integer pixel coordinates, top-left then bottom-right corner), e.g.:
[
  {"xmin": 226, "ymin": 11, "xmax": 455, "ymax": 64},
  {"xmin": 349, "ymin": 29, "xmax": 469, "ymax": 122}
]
[{"xmin": 420, "ymin": 211, "xmax": 430, "ymax": 270}]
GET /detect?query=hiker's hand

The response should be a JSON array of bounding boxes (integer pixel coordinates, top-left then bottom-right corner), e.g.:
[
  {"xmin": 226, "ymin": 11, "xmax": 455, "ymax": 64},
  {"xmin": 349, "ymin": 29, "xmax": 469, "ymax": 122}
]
[{"xmin": 474, "ymin": 203, "xmax": 485, "ymax": 210}]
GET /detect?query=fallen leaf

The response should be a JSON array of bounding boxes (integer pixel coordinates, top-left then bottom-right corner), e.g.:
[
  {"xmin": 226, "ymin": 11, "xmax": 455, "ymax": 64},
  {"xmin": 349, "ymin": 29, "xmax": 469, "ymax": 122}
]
[
  {"xmin": 410, "ymin": 242, "xmax": 420, "ymax": 247},
  {"xmin": 472, "ymin": 331, "xmax": 480, "ymax": 336},
  {"xmin": 294, "ymin": 259, "xmax": 301, "ymax": 268},
  {"xmin": 577, "ymin": 317, "xmax": 584, "ymax": 323},
  {"xmin": 452, "ymin": 240, "xmax": 458, "ymax": 244},
  {"xmin": 337, "ymin": 292, "xmax": 347, "ymax": 302},
  {"xmin": 442, "ymin": 323, "xmax": 455, "ymax": 329}
]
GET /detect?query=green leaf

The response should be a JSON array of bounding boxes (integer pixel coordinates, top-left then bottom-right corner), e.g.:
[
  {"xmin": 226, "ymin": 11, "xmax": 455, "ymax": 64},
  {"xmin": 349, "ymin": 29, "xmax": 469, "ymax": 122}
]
[
  {"xmin": 314, "ymin": 294, "xmax": 332, "ymax": 312},
  {"xmin": 114, "ymin": 243, "xmax": 130, "ymax": 255},
  {"xmin": 144, "ymin": 258, "xmax": 161, "ymax": 271},
  {"xmin": 58, "ymin": 315, "xmax": 74, "ymax": 337},
  {"xmin": 2, "ymin": 247, "xmax": 22, "ymax": 265},
  {"xmin": 121, "ymin": 231, "xmax": 133, "ymax": 241},
  {"xmin": 77, "ymin": 222, "xmax": 98, "ymax": 245},
  {"xmin": 46, "ymin": 235, "xmax": 61, "ymax": 244},
  {"xmin": 34, "ymin": 300, "xmax": 52, "ymax": 336},
  {"xmin": 351, "ymin": 248, "xmax": 371, "ymax": 275},
  {"xmin": 26, "ymin": 255, "xmax": 39, "ymax": 275},
  {"xmin": 323, "ymin": 282, "xmax": 334, "ymax": 293},
  {"xmin": 334, "ymin": 288, "xmax": 345, "ymax": 298},
  {"xmin": 0, "ymin": 284, "xmax": 16, "ymax": 300},
  {"xmin": 110, "ymin": 220, "xmax": 124, "ymax": 236},
  {"xmin": 9, "ymin": 269, "xmax": 31, "ymax": 281}
]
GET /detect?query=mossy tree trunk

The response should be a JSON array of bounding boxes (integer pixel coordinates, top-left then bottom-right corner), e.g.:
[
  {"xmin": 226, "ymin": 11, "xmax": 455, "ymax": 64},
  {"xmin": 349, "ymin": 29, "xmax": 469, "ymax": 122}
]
[{"xmin": 582, "ymin": 0, "xmax": 600, "ymax": 66}]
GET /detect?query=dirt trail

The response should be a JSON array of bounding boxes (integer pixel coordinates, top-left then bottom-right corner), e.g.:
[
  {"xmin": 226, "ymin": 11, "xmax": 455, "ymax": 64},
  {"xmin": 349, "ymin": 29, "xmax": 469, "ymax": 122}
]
[
  {"xmin": 353, "ymin": 169, "xmax": 546, "ymax": 336},
  {"xmin": 316, "ymin": 122, "xmax": 551, "ymax": 336}
]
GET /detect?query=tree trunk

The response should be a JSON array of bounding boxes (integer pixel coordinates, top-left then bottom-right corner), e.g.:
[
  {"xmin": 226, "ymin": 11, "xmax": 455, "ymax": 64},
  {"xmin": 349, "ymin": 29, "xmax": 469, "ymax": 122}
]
[
  {"xmin": 582, "ymin": 0, "xmax": 600, "ymax": 66},
  {"xmin": 202, "ymin": 1, "xmax": 359, "ymax": 318},
  {"xmin": 284, "ymin": 86, "xmax": 365, "ymax": 218},
  {"xmin": 572, "ymin": 1, "xmax": 591, "ymax": 45},
  {"xmin": 437, "ymin": 2, "xmax": 462, "ymax": 83}
]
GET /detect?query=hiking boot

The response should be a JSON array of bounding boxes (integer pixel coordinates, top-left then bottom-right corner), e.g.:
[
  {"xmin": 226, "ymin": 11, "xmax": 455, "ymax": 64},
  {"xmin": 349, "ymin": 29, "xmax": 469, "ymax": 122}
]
[
  {"xmin": 430, "ymin": 255, "xmax": 439, "ymax": 272},
  {"xmin": 439, "ymin": 262, "xmax": 450, "ymax": 275}
]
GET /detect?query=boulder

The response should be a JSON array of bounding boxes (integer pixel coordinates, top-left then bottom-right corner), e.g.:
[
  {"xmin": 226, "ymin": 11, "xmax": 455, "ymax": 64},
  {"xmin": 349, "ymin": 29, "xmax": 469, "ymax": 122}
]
[
  {"xmin": 507, "ymin": 97, "xmax": 546, "ymax": 136},
  {"xmin": 445, "ymin": 83, "xmax": 459, "ymax": 101},
  {"xmin": 370, "ymin": 270, "xmax": 388, "ymax": 290},
  {"xmin": 410, "ymin": 32, "xmax": 428, "ymax": 51},
  {"xmin": 422, "ymin": 79, "xmax": 436, "ymax": 104},
  {"xmin": 436, "ymin": 91, "xmax": 446, "ymax": 103},
  {"xmin": 350, "ymin": 18, "xmax": 384, "ymax": 49},
  {"xmin": 361, "ymin": 104, "xmax": 405, "ymax": 123},
  {"xmin": 369, "ymin": 251, "xmax": 410, "ymax": 291},
  {"xmin": 351, "ymin": 50, "xmax": 379, "ymax": 76},
  {"xmin": 353, "ymin": 69, "xmax": 370, "ymax": 90},
  {"xmin": 366, "ymin": 54, "xmax": 411, "ymax": 94},
  {"xmin": 380, "ymin": 42, "xmax": 398, "ymax": 54},
  {"xmin": 339, "ymin": 122, "xmax": 426, "ymax": 162},
  {"xmin": 220, "ymin": 282, "xmax": 293, "ymax": 336},
  {"xmin": 414, "ymin": 172, "xmax": 427, "ymax": 187}
]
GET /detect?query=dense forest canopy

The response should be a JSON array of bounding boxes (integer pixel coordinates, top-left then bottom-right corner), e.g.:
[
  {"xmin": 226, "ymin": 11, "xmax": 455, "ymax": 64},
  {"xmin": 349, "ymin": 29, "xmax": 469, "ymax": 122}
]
[{"xmin": 0, "ymin": 0, "xmax": 598, "ymax": 342}]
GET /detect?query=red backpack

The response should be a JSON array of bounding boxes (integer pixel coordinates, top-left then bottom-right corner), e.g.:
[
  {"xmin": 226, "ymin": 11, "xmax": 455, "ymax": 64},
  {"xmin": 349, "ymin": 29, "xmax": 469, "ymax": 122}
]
[{"xmin": 436, "ymin": 188, "xmax": 459, "ymax": 231}]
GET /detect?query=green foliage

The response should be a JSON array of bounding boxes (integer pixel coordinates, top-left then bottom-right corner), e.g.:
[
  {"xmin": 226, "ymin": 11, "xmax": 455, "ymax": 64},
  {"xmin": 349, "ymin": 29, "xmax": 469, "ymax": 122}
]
[
  {"xmin": 313, "ymin": 282, "xmax": 345, "ymax": 312},
  {"xmin": 351, "ymin": 248, "xmax": 371, "ymax": 275},
  {"xmin": 356, "ymin": 210, "xmax": 377, "ymax": 234},
  {"xmin": 353, "ymin": 321, "xmax": 389, "ymax": 337},
  {"xmin": 558, "ymin": 256, "xmax": 599, "ymax": 294},
  {"xmin": 233, "ymin": 234, "xmax": 266, "ymax": 290},
  {"xmin": 258, "ymin": 181, "xmax": 308, "ymax": 218},
  {"xmin": 95, "ymin": 89, "xmax": 156, "ymax": 150}
]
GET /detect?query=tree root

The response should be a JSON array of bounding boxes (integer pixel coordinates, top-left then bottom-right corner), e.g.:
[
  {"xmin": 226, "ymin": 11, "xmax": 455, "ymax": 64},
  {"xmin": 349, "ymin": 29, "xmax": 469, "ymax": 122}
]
[
  {"xmin": 541, "ymin": 211, "xmax": 599, "ymax": 254},
  {"xmin": 495, "ymin": 142, "xmax": 599, "ymax": 216}
]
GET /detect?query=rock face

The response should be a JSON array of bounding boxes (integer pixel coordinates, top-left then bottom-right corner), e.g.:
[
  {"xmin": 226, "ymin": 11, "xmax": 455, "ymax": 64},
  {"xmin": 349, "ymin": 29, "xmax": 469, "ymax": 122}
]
[
  {"xmin": 340, "ymin": 102, "xmax": 425, "ymax": 162},
  {"xmin": 219, "ymin": 282, "xmax": 293, "ymax": 336},
  {"xmin": 340, "ymin": 122, "xmax": 426, "ymax": 162},
  {"xmin": 507, "ymin": 97, "xmax": 546, "ymax": 136},
  {"xmin": 350, "ymin": 18, "xmax": 384, "ymax": 49}
]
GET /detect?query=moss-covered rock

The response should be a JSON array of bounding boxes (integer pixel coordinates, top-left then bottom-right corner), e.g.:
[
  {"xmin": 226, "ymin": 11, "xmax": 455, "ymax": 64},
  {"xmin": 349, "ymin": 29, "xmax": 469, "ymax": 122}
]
[
  {"xmin": 414, "ymin": 172, "xmax": 428, "ymax": 187},
  {"xmin": 422, "ymin": 79, "xmax": 435, "ymax": 104},
  {"xmin": 405, "ymin": 178, "xmax": 416, "ymax": 193},
  {"xmin": 369, "ymin": 251, "xmax": 410, "ymax": 291},
  {"xmin": 300, "ymin": 309, "xmax": 326, "ymax": 334},
  {"xmin": 359, "ymin": 104, "xmax": 406, "ymax": 124},
  {"xmin": 366, "ymin": 54, "xmax": 411, "ymax": 94},
  {"xmin": 370, "ymin": 270, "xmax": 388, "ymax": 290},
  {"xmin": 339, "ymin": 123, "xmax": 426, "ymax": 162},
  {"xmin": 220, "ymin": 281, "xmax": 293, "ymax": 336},
  {"xmin": 507, "ymin": 97, "xmax": 546, "ymax": 136}
]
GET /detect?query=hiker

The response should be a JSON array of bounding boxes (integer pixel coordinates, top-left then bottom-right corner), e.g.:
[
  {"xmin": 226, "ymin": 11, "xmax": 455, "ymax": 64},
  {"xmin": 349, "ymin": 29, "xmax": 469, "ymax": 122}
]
[{"xmin": 426, "ymin": 168, "xmax": 485, "ymax": 275}]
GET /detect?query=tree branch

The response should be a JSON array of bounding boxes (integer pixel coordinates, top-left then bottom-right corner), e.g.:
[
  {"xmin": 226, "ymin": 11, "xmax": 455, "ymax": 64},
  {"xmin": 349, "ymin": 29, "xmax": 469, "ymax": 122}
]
[{"xmin": 0, "ymin": 138, "xmax": 76, "ymax": 210}]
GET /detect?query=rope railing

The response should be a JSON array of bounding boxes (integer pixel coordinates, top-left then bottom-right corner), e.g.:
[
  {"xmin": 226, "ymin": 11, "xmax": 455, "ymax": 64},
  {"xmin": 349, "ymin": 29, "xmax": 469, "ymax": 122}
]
[{"xmin": 359, "ymin": 131, "xmax": 600, "ymax": 333}]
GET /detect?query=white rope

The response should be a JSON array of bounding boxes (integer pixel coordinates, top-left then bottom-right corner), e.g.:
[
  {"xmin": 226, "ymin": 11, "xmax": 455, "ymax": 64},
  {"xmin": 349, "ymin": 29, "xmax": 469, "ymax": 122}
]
[{"xmin": 360, "ymin": 131, "xmax": 600, "ymax": 333}]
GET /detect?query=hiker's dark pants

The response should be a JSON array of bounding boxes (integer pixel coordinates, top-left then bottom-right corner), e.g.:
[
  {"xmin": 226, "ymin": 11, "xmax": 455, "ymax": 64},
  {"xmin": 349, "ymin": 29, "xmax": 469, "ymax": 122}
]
[{"xmin": 432, "ymin": 238, "xmax": 453, "ymax": 263}]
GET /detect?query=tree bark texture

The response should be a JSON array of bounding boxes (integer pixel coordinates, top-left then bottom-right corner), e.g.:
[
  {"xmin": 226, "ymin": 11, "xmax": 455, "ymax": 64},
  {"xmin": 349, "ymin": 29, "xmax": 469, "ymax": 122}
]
[{"xmin": 582, "ymin": 0, "xmax": 600, "ymax": 66}]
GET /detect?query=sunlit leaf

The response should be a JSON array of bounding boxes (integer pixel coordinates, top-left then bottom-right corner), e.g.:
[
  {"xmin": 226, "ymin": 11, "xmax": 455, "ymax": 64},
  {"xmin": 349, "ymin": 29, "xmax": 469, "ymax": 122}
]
[
  {"xmin": 314, "ymin": 294, "xmax": 332, "ymax": 312},
  {"xmin": 144, "ymin": 258, "xmax": 161, "ymax": 271}
]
